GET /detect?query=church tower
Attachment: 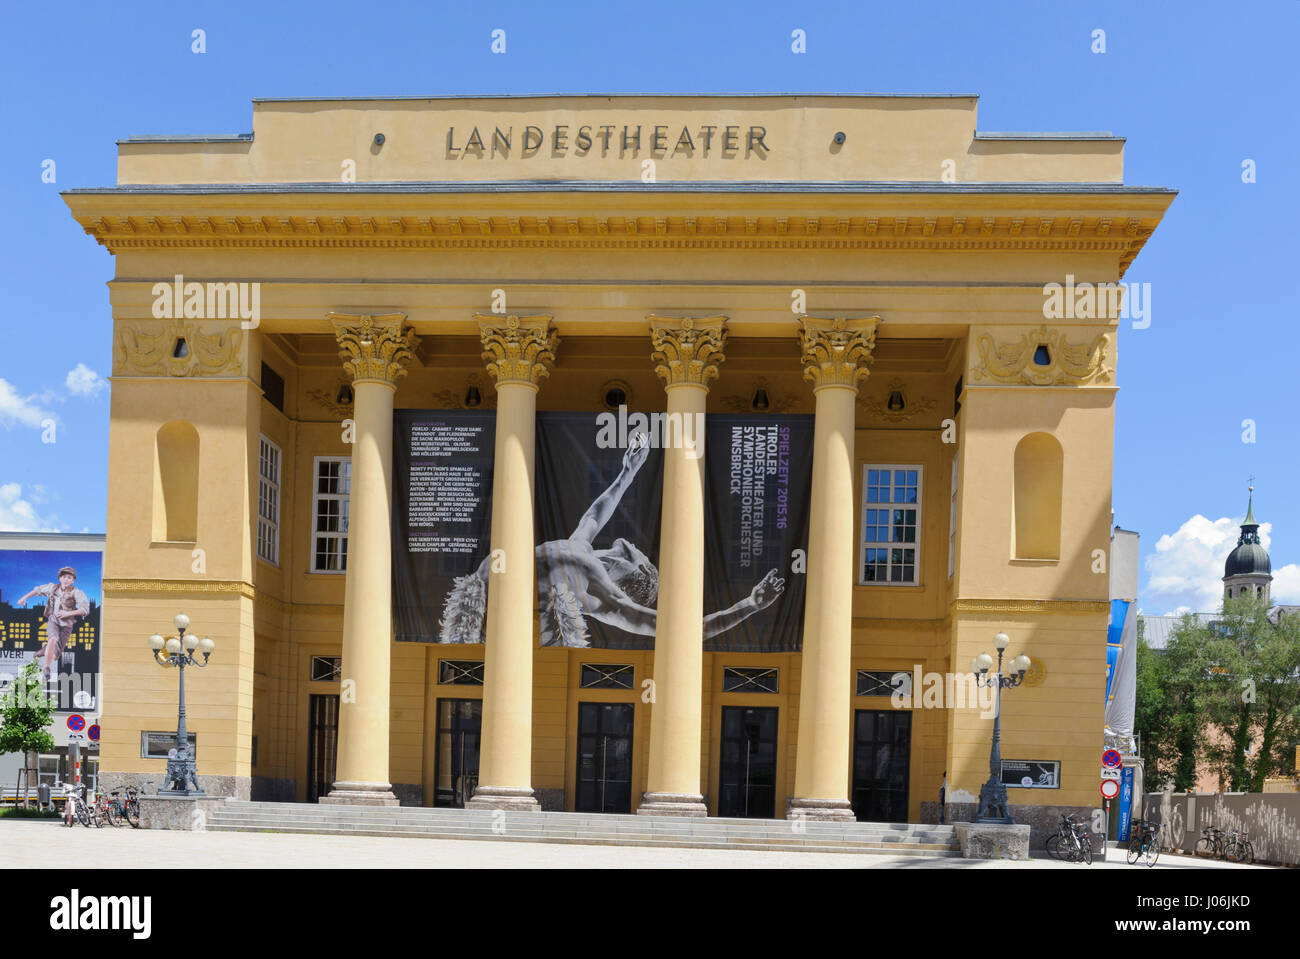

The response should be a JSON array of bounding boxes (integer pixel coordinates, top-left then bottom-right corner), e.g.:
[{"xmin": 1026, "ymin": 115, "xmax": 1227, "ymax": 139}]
[{"xmin": 1223, "ymin": 486, "xmax": 1272, "ymax": 604}]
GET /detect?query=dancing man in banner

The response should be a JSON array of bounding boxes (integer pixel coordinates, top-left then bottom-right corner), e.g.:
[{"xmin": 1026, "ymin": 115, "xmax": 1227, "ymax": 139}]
[
  {"xmin": 439, "ymin": 432, "xmax": 784, "ymax": 646},
  {"xmin": 15, "ymin": 566, "xmax": 89, "ymax": 682}
]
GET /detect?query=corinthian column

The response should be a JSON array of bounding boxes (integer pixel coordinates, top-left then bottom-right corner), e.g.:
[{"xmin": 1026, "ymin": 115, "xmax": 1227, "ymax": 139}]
[
  {"xmin": 789, "ymin": 316, "xmax": 879, "ymax": 821},
  {"xmin": 322, "ymin": 312, "xmax": 417, "ymax": 806},
  {"xmin": 467, "ymin": 314, "xmax": 558, "ymax": 812},
  {"xmin": 637, "ymin": 315, "xmax": 727, "ymax": 817}
]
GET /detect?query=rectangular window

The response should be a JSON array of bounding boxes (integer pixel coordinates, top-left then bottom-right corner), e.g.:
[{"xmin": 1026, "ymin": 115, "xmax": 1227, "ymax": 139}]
[
  {"xmin": 948, "ymin": 456, "xmax": 958, "ymax": 580},
  {"xmin": 856, "ymin": 670, "xmax": 911, "ymax": 698},
  {"xmin": 311, "ymin": 457, "xmax": 351, "ymax": 573},
  {"xmin": 141, "ymin": 731, "xmax": 197, "ymax": 759},
  {"xmin": 310, "ymin": 656, "xmax": 341, "ymax": 682},
  {"xmin": 859, "ymin": 466, "xmax": 922, "ymax": 586},
  {"xmin": 579, "ymin": 664, "xmax": 635, "ymax": 690},
  {"xmin": 722, "ymin": 666, "xmax": 779, "ymax": 693},
  {"xmin": 261, "ymin": 362, "xmax": 285, "ymax": 413},
  {"xmin": 257, "ymin": 435, "xmax": 282, "ymax": 566},
  {"xmin": 438, "ymin": 660, "xmax": 485, "ymax": 686}
]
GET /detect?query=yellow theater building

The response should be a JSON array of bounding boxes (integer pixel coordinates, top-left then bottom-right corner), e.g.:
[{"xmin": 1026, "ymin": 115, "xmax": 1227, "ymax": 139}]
[{"xmin": 64, "ymin": 94, "xmax": 1172, "ymax": 826}]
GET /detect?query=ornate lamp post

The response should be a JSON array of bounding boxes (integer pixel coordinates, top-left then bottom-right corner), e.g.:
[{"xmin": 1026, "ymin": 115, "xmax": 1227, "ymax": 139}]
[
  {"xmin": 971, "ymin": 631, "xmax": 1031, "ymax": 824},
  {"xmin": 148, "ymin": 613, "xmax": 215, "ymax": 796}
]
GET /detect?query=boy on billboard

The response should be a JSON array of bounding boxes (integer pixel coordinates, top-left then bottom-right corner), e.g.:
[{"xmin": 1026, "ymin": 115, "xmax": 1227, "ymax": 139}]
[{"xmin": 15, "ymin": 566, "xmax": 89, "ymax": 682}]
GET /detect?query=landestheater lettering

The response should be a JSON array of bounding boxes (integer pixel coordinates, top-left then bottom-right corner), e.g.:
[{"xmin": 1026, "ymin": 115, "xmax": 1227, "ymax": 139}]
[{"xmin": 446, "ymin": 122, "xmax": 769, "ymax": 158}]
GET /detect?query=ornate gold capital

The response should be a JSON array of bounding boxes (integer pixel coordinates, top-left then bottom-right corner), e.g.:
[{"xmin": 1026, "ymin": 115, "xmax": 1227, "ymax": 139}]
[
  {"xmin": 329, "ymin": 313, "xmax": 418, "ymax": 386},
  {"xmin": 798, "ymin": 316, "xmax": 880, "ymax": 391},
  {"xmin": 476, "ymin": 315, "xmax": 558, "ymax": 386},
  {"xmin": 648, "ymin": 316, "xmax": 727, "ymax": 388}
]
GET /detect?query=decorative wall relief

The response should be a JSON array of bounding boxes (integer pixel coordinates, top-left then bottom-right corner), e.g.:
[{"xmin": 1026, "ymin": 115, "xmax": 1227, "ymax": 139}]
[
  {"xmin": 857, "ymin": 378, "xmax": 937, "ymax": 423},
  {"xmin": 116, "ymin": 320, "xmax": 244, "ymax": 377},
  {"xmin": 720, "ymin": 376, "xmax": 799, "ymax": 414},
  {"xmin": 972, "ymin": 325, "xmax": 1111, "ymax": 386}
]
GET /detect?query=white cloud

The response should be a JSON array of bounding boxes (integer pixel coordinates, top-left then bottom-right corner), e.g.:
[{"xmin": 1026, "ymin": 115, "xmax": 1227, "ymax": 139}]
[
  {"xmin": 1272, "ymin": 564, "xmax": 1300, "ymax": 604},
  {"xmin": 0, "ymin": 483, "xmax": 60, "ymax": 532},
  {"xmin": 65, "ymin": 363, "xmax": 107, "ymax": 397},
  {"xmin": 1144, "ymin": 513, "xmax": 1278, "ymax": 614},
  {"xmin": 0, "ymin": 379, "xmax": 55, "ymax": 429}
]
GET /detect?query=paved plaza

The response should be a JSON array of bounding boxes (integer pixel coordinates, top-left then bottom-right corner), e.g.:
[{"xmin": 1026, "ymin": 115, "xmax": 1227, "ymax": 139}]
[{"xmin": 0, "ymin": 820, "xmax": 1276, "ymax": 869}]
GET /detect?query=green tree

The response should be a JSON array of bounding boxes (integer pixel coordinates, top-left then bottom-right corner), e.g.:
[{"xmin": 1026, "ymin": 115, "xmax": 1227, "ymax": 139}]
[
  {"xmin": 0, "ymin": 663, "xmax": 55, "ymax": 808},
  {"xmin": 1136, "ymin": 612, "xmax": 1215, "ymax": 791}
]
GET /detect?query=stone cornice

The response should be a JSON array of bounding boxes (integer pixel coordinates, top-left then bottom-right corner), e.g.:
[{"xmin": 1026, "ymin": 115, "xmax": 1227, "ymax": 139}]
[
  {"xmin": 68, "ymin": 196, "xmax": 1169, "ymax": 277},
  {"xmin": 103, "ymin": 578, "xmax": 256, "ymax": 600},
  {"xmin": 952, "ymin": 598, "xmax": 1109, "ymax": 615}
]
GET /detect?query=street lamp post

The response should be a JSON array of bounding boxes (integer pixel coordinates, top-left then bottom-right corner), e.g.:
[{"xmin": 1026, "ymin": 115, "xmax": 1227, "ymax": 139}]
[
  {"xmin": 149, "ymin": 613, "xmax": 215, "ymax": 796},
  {"xmin": 971, "ymin": 631, "xmax": 1031, "ymax": 824}
]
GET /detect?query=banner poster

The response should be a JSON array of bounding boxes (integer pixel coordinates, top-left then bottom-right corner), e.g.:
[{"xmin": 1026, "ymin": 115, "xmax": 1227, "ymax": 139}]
[
  {"xmin": 0, "ymin": 548, "xmax": 102, "ymax": 712},
  {"xmin": 392, "ymin": 410, "xmax": 496, "ymax": 644},
  {"xmin": 393, "ymin": 409, "xmax": 813, "ymax": 654},
  {"xmin": 703, "ymin": 414, "xmax": 812, "ymax": 653}
]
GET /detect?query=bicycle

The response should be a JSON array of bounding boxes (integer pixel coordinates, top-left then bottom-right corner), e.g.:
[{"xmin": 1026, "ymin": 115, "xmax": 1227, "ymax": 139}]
[
  {"xmin": 121, "ymin": 785, "xmax": 141, "ymax": 828},
  {"xmin": 1194, "ymin": 826, "xmax": 1224, "ymax": 859},
  {"xmin": 67, "ymin": 784, "xmax": 93, "ymax": 828},
  {"xmin": 104, "ymin": 788, "xmax": 135, "ymax": 828},
  {"xmin": 1126, "ymin": 818, "xmax": 1161, "ymax": 867},
  {"xmin": 1045, "ymin": 813, "xmax": 1083, "ymax": 860},
  {"xmin": 91, "ymin": 788, "xmax": 120, "ymax": 828},
  {"xmin": 1056, "ymin": 816, "xmax": 1093, "ymax": 864},
  {"xmin": 1224, "ymin": 828, "xmax": 1254, "ymax": 864}
]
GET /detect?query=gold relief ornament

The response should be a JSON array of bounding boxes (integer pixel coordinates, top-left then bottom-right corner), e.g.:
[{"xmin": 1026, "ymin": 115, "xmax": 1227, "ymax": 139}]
[
  {"xmin": 798, "ymin": 316, "xmax": 880, "ymax": 390},
  {"xmin": 1023, "ymin": 658, "xmax": 1047, "ymax": 687},
  {"xmin": 972, "ymin": 324, "xmax": 1111, "ymax": 386},
  {"xmin": 116, "ymin": 320, "xmax": 243, "ymax": 377},
  {"xmin": 858, "ymin": 378, "xmax": 937, "ymax": 422},
  {"xmin": 719, "ymin": 376, "xmax": 800, "ymax": 414},
  {"xmin": 648, "ymin": 315, "xmax": 728, "ymax": 388},
  {"xmin": 330, "ymin": 313, "xmax": 418, "ymax": 385},
  {"xmin": 476, "ymin": 315, "xmax": 558, "ymax": 386}
]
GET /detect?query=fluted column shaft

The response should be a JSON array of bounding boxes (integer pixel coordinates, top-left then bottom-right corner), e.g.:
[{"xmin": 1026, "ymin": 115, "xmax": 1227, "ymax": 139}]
[
  {"xmin": 789, "ymin": 316, "xmax": 878, "ymax": 821},
  {"xmin": 323, "ymin": 313, "xmax": 417, "ymax": 806},
  {"xmin": 468, "ymin": 315, "xmax": 557, "ymax": 812},
  {"xmin": 638, "ymin": 316, "xmax": 726, "ymax": 817}
]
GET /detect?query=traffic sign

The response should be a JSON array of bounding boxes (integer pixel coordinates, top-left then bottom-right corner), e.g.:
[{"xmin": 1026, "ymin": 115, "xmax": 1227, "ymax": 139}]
[
  {"xmin": 1100, "ymin": 766, "xmax": 1121, "ymax": 781},
  {"xmin": 1102, "ymin": 749, "xmax": 1122, "ymax": 768},
  {"xmin": 66, "ymin": 733, "xmax": 84, "ymax": 742},
  {"xmin": 87, "ymin": 724, "xmax": 100, "ymax": 742},
  {"xmin": 1100, "ymin": 778, "xmax": 1120, "ymax": 800},
  {"xmin": 66, "ymin": 714, "xmax": 85, "ymax": 732}
]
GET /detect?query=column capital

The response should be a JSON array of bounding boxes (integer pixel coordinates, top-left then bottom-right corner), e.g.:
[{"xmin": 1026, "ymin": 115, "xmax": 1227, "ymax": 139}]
[
  {"xmin": 329, "ymin": 313, "xmax": 418, "ymax": 386},
  {"xmin": 476, "ymin": 314, "xmax": 558, "ymax": 387},
  {"xmin": 798, "ymin": 316, "xmax": 880, "ymax": 392},
  {"xmin": 649, "ymin": 315, "xmax": 728, "ymax": 389}
]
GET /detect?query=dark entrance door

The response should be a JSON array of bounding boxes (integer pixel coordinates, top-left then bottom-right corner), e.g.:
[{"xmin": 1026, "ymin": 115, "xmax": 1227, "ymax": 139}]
[
  {"xmin": 575, "ymin": 702, "xmax": 634, "ymax": 813},
  {"xmin": 306, "ymin": 694, "xmax": 339, "ymax": 803},
  {"xmin": 434, "ymin": 698, "xmax": 482, "ymax": 807},
  {"xmin": 851, "ymin": 709, "xmax": 911, "ymax": 822},
  {"xmin": 718, "ymin": 705, "xmax": 778, "ymax": 818}
]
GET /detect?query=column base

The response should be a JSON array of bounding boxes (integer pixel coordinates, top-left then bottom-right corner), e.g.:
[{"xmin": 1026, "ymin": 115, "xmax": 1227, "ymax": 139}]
[
  {"xmin": 636, "ymin": 791, "xmax": 708, "ymax": 817},
  {"xmin": 466, "ymin": 785, "xmax": 541, "ymax": 812},
  {"xmin": 786, "ymin": 797, "xmax": 856, "ymax": 822},
  {"xmin": 319, "ymin": 781, "xmax": 400, "ymax": 806}
]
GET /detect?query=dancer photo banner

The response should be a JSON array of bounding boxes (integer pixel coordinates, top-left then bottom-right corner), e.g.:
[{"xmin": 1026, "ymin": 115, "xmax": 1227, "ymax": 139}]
[{"xmin": 393, "ymin": 409, "xmax": 813, "ymax": 653}]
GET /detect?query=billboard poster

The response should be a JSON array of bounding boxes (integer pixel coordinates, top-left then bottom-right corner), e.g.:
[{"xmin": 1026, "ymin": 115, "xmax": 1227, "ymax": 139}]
[
  {"xmin": 999, "ymin": 759, "xmax": 1060, "ymax": 789},
  {"xmin": 0, "ymin": 548, "xmax": 102, "ymax": 712},
  {"xmin": 393, "ymin": 409, "xmax": 813, "ymax": 652}
]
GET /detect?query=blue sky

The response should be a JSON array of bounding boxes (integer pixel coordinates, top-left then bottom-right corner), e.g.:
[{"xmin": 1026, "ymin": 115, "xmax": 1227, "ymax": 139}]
[{"xmin": 0, "ymin": 0, "xmax": 1295, "ymax": 614}]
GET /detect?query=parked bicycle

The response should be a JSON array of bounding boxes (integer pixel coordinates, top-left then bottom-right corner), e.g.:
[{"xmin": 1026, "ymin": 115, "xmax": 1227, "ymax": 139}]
[
  {"xmin": 1047, "ymin": 814, "xmax": 1093, "ymax": 864},
  {"xmin": 1223, "ymin": 828, "xmax": 1254, "ymax": 864},
  {"xmin": 1125, "ymin": 818, "xmax": 1161, "ymax": 867},
  {"xmin": 66, "ymin": 783, "xmax": 94, "ymax": 828},
  {"xmin": 1194, "ymin": 826, "xmax": 1225, "ymax": 859},
  {"xmin": 91, "ymin": 787, "xmax": 120, "ymax": 828},
  {"xmin": 120, "ymin": 785, "xmax": 141, "ymax": 828}
]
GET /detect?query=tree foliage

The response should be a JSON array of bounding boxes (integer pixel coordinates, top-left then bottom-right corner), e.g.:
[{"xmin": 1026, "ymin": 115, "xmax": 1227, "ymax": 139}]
[{"xmin": 0, "ymin": 662, "xmax": 55, "ymax": 756}]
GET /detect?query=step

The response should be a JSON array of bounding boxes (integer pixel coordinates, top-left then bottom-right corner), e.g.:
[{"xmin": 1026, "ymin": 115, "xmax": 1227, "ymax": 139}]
[{"xmin": 204, "ymin": 822, "xmax": 960, "ymax": 855}]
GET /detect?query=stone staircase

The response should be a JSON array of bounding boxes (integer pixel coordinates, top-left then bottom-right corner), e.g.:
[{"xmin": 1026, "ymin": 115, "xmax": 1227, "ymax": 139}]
[{"xmin": 204, "ymin": 801, "xmax": 960, "ymax": 857}]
